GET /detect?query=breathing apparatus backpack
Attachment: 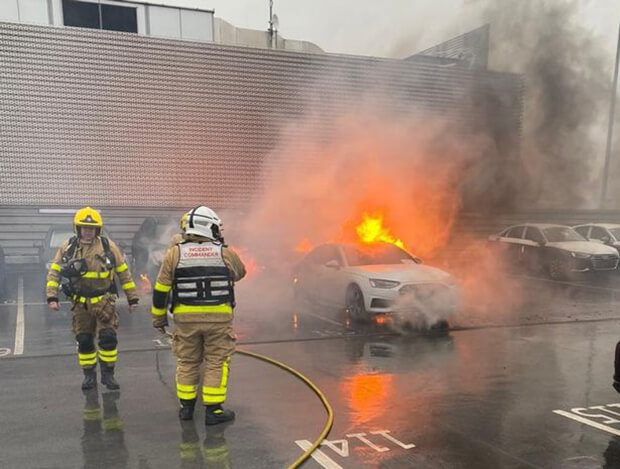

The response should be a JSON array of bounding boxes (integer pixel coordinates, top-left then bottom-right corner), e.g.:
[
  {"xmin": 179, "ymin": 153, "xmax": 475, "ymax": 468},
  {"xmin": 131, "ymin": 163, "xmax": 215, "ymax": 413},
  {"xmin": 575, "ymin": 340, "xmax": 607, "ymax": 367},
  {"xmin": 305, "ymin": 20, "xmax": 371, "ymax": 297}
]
[{"xmin": 59, "ymin": 236, "xmax": 117, "ymax": 298}]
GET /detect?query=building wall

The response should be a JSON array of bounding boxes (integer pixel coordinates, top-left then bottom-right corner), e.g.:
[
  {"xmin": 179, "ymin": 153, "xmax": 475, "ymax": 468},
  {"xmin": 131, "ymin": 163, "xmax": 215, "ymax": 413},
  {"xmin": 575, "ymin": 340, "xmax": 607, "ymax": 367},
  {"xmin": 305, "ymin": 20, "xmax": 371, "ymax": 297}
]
[
  {"xmin": 0, "ymin": 0, "xmax": 212, "ymax": 41},
  {"xmin": 0, "ymin": 22, "xmax": 523, "ymax": 205},
  {"xmin": 0, "ymin": 0, "xmax": 50, "ymax": 25},
  {"xmin": 0, "ymin": 0, "xmax": 323, "ymax": 51},
  {"xmin": 213, "ymin": 17, "xmax": 323, "ymax": 53}
]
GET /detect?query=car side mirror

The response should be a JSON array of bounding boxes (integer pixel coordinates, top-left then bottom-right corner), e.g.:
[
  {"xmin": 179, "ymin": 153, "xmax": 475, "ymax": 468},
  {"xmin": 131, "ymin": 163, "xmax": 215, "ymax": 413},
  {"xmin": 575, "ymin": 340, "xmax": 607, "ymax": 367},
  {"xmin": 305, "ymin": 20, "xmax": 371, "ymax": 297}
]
[
  {"xmin": 325, "ymin": 260, "xmax": 340, "ymax": 269},
  {"xmin": 602, "ymin": 236, "xmax": 612, "ymax": 244}
]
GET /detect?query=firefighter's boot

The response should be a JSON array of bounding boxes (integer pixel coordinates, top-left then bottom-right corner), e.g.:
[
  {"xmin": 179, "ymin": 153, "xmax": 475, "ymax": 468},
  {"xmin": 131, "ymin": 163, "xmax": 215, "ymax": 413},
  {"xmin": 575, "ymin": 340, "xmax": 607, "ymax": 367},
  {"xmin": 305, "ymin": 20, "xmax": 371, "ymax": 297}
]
[
  {"xmin": 205, "ymin": 405, "xmax": 235, "ymax": 426},
  {"xmin": 82, "ymin": 368, "xmax": 97, "ymax": 390},
  {"xmin": 179, "ymin": 399, "xmax": 196, "ymax": 421},
  {"xmin": 100, "ymin": 362, "xmax": 120, "ymax": 390}
]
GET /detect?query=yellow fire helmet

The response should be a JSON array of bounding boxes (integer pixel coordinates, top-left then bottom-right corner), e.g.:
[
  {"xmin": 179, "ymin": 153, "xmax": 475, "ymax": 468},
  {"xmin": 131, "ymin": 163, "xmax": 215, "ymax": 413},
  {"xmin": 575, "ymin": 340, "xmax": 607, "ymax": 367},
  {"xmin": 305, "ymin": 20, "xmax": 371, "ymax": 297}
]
[
  {"xmin": 74, "ymin": 206, "xmax": 103, "ymax": 235},
  {"xmin": 180, "ymin": 211, "xmax": 189, "ymax": 231}
]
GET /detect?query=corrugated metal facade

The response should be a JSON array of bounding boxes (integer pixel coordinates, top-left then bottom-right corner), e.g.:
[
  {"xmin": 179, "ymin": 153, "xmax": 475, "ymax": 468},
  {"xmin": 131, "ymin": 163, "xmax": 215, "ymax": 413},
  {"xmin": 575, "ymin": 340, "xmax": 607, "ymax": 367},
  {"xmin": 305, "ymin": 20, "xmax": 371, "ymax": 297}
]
[
  {"xmin": 1, "ymin": 22, "xmax": 522, "ymax": 208},
  {"xmin": 414, "ymin": 25, "xmax": 491, "ymax": 70}
]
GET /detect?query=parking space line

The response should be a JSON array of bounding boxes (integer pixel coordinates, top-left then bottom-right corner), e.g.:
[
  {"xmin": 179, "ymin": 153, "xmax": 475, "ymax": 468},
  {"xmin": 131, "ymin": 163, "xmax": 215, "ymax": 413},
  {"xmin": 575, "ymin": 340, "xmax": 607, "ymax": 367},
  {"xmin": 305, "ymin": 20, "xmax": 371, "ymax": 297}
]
[
  {"xmin": 306, "ymin": 311, "xmax": 345, "ymax": 327},
  {"xmin": 295, "ymin": 440, "xmax": 343, "ymax": 469},
  {"xmin": 14, "ymin": 275, "xmax": 24, "ymax": 356},
  {"xmin": 553, "ymin": 410, "xmax": 620, "ymax": 436},
  {"xmin": 25, "ymin": 301, "xmax": 69, "ymax": 307}
]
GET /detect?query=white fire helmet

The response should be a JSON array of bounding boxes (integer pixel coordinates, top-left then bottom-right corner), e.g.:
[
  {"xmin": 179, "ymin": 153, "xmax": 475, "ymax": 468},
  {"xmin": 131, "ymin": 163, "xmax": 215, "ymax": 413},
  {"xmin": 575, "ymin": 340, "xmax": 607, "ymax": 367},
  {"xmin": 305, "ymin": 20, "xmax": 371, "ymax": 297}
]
[{"xmin": 184, "ymin": 205, "xmax": 223, "ymax": 241}]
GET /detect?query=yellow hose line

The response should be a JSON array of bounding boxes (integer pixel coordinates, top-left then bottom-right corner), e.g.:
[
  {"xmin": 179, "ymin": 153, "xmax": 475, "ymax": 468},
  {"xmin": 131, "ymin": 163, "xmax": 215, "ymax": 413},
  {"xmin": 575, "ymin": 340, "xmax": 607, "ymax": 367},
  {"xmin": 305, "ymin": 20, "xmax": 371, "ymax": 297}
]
[{"xmin": 235, "ymin": 348, "xmax": 334, "ymax": 469}]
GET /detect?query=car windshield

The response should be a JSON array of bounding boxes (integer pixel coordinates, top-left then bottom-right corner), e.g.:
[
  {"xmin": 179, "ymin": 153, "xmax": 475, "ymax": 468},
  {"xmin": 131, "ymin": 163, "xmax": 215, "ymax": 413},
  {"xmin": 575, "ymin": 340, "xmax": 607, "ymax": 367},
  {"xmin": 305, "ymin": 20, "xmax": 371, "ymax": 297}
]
[
  {"xmin": 50, "ymin": 230, "xmax": 73, "ymax": 248},
  {"xmin": 342, "ymin": 244, "xmax": 418, "ymax": 266},
  {"xmin": 542, "ymin": 227, "xmax": 585, "ymax": 242},
  {"xmin": 609, "ymin": 228, "xmax": 620, "ymax": 240}
]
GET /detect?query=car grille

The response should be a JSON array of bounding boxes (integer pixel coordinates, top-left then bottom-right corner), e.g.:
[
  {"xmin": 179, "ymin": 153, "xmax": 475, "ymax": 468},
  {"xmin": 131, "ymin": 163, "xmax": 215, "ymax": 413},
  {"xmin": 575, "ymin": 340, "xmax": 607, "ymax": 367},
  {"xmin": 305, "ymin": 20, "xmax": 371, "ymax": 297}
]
[
  {"xmin": 592, "ymin": 255, "xmax": 619, "ymax": 271},
  {"xmin": 399, "ymin": 283, "xmax": 448, "ymax": 299}
]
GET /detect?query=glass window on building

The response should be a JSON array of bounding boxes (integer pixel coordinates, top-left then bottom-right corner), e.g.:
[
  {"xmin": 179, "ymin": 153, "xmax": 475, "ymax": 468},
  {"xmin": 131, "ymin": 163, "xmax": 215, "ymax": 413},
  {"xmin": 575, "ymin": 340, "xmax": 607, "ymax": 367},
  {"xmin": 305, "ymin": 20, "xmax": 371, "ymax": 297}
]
[
  {"xmin": 101, "ymin": 4, "xmax": 137, "ymax": 32},
  {"xmin": 62, "ymin": 0, "xmax": 137, "ymax": 33},
  {"xmin": 62, "ymin": 0, "xmax": 99, "ymax": 29}
]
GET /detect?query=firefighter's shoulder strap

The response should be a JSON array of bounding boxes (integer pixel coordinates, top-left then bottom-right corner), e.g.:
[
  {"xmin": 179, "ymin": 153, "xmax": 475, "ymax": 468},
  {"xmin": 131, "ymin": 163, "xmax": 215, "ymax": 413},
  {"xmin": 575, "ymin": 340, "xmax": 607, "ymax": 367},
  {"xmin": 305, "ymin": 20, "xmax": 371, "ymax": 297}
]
[
  {"xmin": 62, "ymin": 236, "xmax": 115, "ymax": 267},
  {"xmin": 61, "ymin": 236, "xmax": 79, "ymax": 263},
  {"xmin": 99, "ymin": 236, "xmax": 116, "ymax": 268}
]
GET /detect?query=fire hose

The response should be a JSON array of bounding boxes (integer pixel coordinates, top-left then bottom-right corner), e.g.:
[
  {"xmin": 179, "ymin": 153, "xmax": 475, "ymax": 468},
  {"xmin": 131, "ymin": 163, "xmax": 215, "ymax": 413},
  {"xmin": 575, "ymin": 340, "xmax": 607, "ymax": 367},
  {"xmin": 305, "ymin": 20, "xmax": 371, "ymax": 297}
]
[
  {"xmin": 162, "ymin": 332, "xmax": 334, "ymax": 468},
  {"xmin": 235, "ymin": 348, "xmax": 334, "ymax": 469}
]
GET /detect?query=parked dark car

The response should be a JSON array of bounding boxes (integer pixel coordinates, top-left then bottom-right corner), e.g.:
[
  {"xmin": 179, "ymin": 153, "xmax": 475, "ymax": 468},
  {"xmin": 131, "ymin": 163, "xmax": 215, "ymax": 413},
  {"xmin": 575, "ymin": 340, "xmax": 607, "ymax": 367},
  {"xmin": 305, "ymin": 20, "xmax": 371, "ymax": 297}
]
[
  {"xmin": 132, "ymin": 216, "xmax": 178, "ymax": 285},
  {"xmin": 488, "ymin": 223, "xmax": 620, "ymax": 280},
  {"xmin": 574, "ymin": 224, "xmax": 620, "ymax": 254}
]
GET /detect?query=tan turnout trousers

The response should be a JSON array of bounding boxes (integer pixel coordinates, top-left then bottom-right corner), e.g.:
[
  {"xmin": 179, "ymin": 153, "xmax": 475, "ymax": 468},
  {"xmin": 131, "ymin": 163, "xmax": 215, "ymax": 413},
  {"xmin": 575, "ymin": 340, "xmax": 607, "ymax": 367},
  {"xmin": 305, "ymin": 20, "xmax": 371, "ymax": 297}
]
[{"xmin": 172, "ymin": 322, "xmax": 236, "ymax": 405}]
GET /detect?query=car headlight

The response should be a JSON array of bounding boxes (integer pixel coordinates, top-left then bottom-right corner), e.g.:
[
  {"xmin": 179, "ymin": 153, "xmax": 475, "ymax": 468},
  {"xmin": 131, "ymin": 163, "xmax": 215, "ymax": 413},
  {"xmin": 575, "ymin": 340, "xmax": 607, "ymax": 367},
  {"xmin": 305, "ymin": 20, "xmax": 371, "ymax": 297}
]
[
  {"xmin": 570, "ymin": 252, "xmax": 591, "ymax": 259},
  {"xmin": 369, "ymin": 278, "xmax": 401, "ymax": 289}
]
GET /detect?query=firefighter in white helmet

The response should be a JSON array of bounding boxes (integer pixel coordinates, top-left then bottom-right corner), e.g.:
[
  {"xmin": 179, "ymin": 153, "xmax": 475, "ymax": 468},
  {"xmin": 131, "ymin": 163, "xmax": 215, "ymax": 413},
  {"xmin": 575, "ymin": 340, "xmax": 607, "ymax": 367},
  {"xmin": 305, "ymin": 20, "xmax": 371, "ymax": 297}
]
[
  {"xmin": 151, "ymin": 206, "xmax": 246, "ymax": 424},
  {"xmin": 46, "ymin": 207, "xmax": 139, "ymax": 390}
]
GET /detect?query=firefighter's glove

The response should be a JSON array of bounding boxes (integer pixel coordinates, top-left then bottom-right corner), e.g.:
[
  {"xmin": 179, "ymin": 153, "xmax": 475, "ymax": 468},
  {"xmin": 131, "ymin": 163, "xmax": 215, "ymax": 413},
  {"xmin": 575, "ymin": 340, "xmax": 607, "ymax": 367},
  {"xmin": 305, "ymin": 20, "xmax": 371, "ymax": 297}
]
[{"xmin": 152, "ymin": 316, "xmax": 168, "ymax": 335}]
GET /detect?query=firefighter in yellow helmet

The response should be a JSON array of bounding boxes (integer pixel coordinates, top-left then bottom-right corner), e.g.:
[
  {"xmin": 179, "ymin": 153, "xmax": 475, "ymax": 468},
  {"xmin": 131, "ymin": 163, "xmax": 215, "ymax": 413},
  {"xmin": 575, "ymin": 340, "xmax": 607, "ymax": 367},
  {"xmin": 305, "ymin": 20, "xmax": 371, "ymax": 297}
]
[
  {"xmin": 152, "ymin": 206, "xmax": 246, "ymax": 425},
  {"xmin": 46, "ymin": 207, "xmax": 139, "ymax": 390}
]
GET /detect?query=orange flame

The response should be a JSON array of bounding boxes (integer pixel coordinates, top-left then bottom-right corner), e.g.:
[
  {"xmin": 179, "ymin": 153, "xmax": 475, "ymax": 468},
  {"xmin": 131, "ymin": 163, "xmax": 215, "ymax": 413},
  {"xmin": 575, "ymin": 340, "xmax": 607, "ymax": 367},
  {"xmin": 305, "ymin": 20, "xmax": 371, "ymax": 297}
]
[
  {"xmin": 354, "ymin": 212, "xmax": 406, "ymax": 250},
  {"xmin": 139, "ymin": 274, "xmax": 151, "ymax": 293},
  {"xmin": 295, "ymin": 238, "xmax": 314, "ymax": 254}
]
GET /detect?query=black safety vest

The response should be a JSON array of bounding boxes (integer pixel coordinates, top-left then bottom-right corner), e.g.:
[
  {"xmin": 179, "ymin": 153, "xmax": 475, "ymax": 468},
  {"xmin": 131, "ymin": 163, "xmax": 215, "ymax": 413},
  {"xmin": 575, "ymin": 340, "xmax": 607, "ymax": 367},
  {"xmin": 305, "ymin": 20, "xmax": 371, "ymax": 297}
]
[{"xmin": 172, "ymin": 241, "xmax": 235, "ymax": 307}]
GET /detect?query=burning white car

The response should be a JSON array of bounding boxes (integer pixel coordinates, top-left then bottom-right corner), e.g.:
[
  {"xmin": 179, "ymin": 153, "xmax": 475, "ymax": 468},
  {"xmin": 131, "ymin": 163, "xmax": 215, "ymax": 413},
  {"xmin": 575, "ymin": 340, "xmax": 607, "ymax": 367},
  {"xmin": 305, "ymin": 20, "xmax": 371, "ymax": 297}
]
[{"xmin": 292, "ymin": 242, "xmax": 459, "ymax": 328}]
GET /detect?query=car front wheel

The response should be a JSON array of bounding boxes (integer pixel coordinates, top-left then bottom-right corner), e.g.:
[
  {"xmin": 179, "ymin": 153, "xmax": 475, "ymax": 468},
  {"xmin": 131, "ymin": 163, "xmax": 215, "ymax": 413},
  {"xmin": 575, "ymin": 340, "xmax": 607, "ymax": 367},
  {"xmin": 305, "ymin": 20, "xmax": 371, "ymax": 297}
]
[
  {"xmin": 548, "ymin": 256, "xmax": 569, "ymax": 281},
  {"xmin": 346, "ymin": 284, "xmax": 369, "ymax": 323}
]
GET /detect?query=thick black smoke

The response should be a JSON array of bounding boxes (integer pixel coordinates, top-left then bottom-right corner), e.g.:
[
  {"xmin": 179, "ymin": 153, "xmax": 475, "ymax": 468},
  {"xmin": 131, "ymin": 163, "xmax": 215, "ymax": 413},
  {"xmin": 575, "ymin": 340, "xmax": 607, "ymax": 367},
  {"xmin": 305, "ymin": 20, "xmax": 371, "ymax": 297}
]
[{"xmin": 470, "ymin": 0, "xmax": 611, "ymax": 207}]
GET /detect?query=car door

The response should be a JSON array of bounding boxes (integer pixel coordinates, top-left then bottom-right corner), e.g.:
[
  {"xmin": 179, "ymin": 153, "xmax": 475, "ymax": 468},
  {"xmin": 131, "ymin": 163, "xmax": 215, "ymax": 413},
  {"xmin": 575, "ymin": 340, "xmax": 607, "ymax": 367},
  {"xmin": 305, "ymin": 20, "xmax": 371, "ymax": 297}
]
[
  {"xmin": 295, "ymin": 248, "xmax": 324, "ymax": 300},
  {"xmin": 574, "ymin": 225, "xmax": 591, "ymax": 240},
  {"xmin": 522, "ymin": 226, "xmax": 545, "ymax": 273},
  {"xmin": 312, "ymin": 244, "xmax": 347, "ymax": 307},
  {"xmin": 499, "ymin": 225, "xmax": 526, "ymax": 267},
  {"xmin": 589, "ymin": 226, "xmax": 612, "ymax": 246}
]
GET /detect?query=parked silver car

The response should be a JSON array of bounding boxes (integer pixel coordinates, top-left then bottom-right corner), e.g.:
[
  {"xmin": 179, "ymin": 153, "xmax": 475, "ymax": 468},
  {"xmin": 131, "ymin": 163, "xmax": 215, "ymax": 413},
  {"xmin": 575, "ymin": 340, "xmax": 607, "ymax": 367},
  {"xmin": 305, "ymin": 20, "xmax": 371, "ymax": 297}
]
[
  {"xmin": 489, "ymin": 224, "xmax": 619, "ymax": 280},
  {"xmin": 573, "ymin": 223, "xmax": 620, "ymax": 254}
]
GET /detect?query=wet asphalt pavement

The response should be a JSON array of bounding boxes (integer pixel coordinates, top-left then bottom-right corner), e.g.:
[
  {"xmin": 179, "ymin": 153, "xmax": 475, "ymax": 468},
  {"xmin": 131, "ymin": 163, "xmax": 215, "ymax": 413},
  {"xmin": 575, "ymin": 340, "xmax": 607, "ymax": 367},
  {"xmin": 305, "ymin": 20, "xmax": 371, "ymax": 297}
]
[{"xmin": 3, "ymin": 271, "xmax": 620, "ymax": 468}]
